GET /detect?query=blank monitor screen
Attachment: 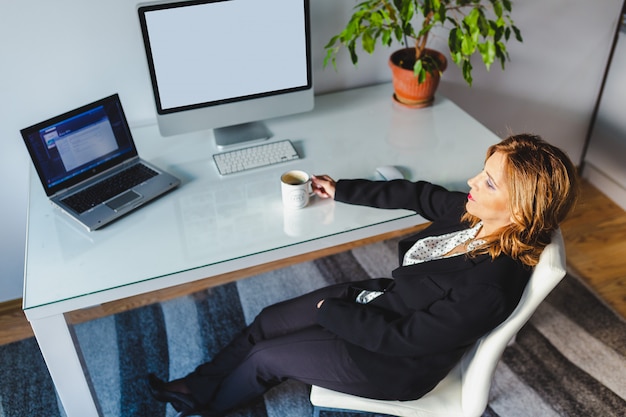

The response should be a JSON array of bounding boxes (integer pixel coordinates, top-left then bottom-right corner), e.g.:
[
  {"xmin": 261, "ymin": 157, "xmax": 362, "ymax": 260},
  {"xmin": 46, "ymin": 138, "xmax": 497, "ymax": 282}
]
[{"xmin": 138, "ymin": 0, "xmax": 313, "ymax": 145}]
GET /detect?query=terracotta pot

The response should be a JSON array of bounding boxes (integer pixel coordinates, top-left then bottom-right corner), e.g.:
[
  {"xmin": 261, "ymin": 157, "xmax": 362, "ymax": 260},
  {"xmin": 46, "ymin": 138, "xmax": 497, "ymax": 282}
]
[{"xmin": 388, "ymin": 48, "xmax": 447, "ymax": 108}]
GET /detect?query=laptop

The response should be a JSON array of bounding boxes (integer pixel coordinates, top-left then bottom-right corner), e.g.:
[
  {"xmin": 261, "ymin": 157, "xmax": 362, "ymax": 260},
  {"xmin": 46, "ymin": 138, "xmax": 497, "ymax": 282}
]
[{"xmin": 21, "ymin": 94, "xmax": 181, "ymax": 231}]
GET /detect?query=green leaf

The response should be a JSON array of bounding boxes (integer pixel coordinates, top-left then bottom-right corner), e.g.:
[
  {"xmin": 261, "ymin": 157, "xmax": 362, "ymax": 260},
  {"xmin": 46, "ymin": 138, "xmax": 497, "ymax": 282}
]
[
  {"xmin": 448, "ymin": 28, "xmax": 463, "ymax": 64},
  {"xmin": 449, "ymin": 27, "xmax": 460, "ymax": 47},
  {"xmin": 493, "ymin": 0, "xmax": 503, "ymax": 18},
  {"xmin": 513, "ymin": 25, "xmax": 523, "ymax": 42},
  {"xmin": 451, "ymin": 51, "xmax": 462, "ymax": 65},
  {"xmin": 477, "ymin": 12, "xmax": 490, "ymax": 37},
  {"xmin": 463, "ymin": 60, "xmax": 473, "ymax": 86},
  {"xmin": 401, "ymin": 0, "xmax": 414, "ymax": 23},
  {"xmin": 348, "ymin": 43, "xmax": 358, "ymax": 65},
  {"xmin": 345, "ymin": 18, "xmax": 359, "ymax": 39},
  {"xmin": 381, "ymin": 28, "xmax": 392, "ymax": 46},
  {"xmin": 413, "ymin": 58, "xmax": 423, "ymax": 77},
  {"xmin": 362, "ymin": 31, "xmax": 375, "ymax": 53},
  {"xmin": 323, "ymin": 49, "xmax": 335, "ymax": 69},
  {"xmin": 495, "ymin": 41, "xmax": 508, "ymax": 69},
  {"xmin": 418, "ymin": 68, "xmax": 426, "ymax": 84},
  {"xmin": 429, "ymin": 0, "xmax": 442, "ymax": 21},
  {"xmin": 477, "ymin": 41, "xmax": 495, "ymax": 70},
  {"xmin": 422, "ymin": 0, "xmax": 432, "ymax": 15},
  {"xmin": 494, "ymin": 24, "xmax": 504, "ymax": 42},
  {"xmin": 393, "ymin": 25, "xmax": 403, "ymax": 42},
  {"xmin": 432, "ymin": 6, "xmax": 444, "ymax": 24},
  {"xmin": 464, "ymin": 8, "xmax": 480, "ymax": 28},
  {"xmin": 461, "ymin": 31, "xmax": 475, "ymax": 55}
]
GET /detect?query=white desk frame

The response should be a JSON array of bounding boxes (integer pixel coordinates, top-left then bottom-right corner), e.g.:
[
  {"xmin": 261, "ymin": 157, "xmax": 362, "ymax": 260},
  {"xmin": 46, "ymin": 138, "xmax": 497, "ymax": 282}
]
[{"xmin": 23, "ymin": 84, "xmax": 500, "ymax": 416}]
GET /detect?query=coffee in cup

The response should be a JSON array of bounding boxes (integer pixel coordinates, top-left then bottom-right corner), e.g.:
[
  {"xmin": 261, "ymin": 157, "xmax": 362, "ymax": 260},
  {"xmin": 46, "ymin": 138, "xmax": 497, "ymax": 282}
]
[{"xmin": 281, "ymin": 170, "xmax": 314, "ymax": 209}]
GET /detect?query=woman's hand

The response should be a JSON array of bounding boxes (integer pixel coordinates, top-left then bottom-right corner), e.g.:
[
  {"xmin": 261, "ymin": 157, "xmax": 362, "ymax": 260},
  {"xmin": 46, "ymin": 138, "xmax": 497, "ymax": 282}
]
[{"xmin": 311, "ymin": 175, "xmax": 336, "ymax": 199}]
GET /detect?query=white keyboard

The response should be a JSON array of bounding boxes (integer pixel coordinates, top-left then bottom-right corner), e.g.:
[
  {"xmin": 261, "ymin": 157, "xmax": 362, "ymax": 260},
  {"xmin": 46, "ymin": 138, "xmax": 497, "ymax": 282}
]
[{"xmin": 213, "ymin": 139, "xmax": 301, "ymax": 175}]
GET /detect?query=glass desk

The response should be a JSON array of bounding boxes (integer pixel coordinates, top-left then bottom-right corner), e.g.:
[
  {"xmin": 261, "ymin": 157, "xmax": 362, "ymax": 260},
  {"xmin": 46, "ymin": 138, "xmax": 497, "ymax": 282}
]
[{"xmin": 22, "ymin": 83, "xmax": 500, "ymax": 416}]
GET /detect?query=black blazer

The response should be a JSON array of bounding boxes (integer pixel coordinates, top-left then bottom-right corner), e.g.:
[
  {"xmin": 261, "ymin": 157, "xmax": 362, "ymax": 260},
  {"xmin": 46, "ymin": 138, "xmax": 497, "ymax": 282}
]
[{"xmin": 316, "ymin": 179, "xmax": 531, "ymax": 399}]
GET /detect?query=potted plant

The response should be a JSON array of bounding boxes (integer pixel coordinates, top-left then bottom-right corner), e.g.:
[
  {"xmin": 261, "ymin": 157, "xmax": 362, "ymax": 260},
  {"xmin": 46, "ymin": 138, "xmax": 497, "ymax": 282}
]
[{"xmin": 324, "ymin": 0, "xmax": 523, "ymax": 107}]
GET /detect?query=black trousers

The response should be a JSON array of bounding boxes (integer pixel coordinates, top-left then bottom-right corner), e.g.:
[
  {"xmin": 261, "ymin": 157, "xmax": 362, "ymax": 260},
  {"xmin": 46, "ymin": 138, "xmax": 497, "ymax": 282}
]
[{"xmin": 183, "ymin": 280, "xmax": 381, "ymax": 414}]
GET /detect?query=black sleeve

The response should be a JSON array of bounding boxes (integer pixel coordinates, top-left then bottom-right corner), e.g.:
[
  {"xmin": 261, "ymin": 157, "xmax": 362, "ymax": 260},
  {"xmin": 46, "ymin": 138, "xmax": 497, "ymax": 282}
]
[{"xmin": 334, "ymin": 179, "xmax": 467, "ymax": 222}]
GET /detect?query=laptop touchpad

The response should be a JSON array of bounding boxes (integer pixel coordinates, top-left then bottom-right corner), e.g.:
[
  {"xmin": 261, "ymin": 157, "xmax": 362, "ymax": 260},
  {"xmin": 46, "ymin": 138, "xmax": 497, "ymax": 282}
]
[{"xmin": 106, "ymin": 190, "xmax": 141, "ymax": 211}]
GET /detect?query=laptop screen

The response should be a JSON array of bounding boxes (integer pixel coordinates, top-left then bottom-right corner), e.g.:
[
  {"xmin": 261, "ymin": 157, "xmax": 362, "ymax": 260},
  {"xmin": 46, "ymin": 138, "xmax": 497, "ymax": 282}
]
[{"xmin": 21, "ymin": 94, "xmax": 138, "ymax": 196}]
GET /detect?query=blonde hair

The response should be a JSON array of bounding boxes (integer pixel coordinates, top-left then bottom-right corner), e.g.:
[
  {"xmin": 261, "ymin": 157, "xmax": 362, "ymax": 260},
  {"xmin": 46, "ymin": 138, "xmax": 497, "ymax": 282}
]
[{"xmin": 462, "ymin": 134, "xmax": 580, "ymax": 266}]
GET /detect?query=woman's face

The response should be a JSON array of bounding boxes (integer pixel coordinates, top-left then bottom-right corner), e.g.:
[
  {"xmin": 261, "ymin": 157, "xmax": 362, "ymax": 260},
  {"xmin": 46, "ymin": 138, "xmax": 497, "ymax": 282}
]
[{"xmin": 466, "ymin": 151, "xmax": 512, "ymax": 232}]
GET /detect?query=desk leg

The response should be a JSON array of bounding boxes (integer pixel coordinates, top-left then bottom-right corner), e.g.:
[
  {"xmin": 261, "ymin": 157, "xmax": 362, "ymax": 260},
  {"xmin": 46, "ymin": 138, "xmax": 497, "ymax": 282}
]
[{"xmin": 29, "ymin": 313, "xmax": 100, "ymax": 417}]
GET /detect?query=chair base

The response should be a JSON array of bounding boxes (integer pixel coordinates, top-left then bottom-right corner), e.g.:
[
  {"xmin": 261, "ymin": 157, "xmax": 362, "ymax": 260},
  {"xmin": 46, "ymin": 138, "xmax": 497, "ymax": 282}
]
[
  {"xmin": 310, "ymin": 363, "xmax": 467, "ymax": 417},
  {"xmin": 313, "ymin": 405, "xmax": 395, "ymax": 417}
]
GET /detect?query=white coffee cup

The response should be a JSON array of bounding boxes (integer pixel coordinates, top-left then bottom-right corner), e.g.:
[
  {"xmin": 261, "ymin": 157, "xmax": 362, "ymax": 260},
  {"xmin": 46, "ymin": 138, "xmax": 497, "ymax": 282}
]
[{"xmin": 281, "ymin": 170, "xmax": 314, "ymax": 210}]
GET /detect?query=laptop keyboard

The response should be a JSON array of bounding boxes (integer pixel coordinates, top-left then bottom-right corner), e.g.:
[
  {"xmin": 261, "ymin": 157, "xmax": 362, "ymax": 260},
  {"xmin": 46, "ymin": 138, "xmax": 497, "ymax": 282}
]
[{"xmin": 62, "ymin": 164, "xmax": 158, "ymax": 214}]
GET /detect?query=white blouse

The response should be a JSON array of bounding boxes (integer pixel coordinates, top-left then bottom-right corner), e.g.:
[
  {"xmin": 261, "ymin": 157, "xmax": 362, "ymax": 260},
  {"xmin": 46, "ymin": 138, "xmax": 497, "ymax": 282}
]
[{"xmin": 402, "ymin": 222, "xmax": 484, "ymax": 266}]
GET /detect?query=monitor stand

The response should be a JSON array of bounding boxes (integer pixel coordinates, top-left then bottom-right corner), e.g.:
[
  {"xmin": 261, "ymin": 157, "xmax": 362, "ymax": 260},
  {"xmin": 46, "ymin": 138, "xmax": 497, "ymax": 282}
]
[{"xmin": 214, "ymin": 121, "xmax": 273, "ymax": 150}]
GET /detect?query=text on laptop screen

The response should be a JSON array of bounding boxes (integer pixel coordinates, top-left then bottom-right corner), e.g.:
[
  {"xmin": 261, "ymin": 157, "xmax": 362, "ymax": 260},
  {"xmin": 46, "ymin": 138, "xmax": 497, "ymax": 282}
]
[{"xmin": 23, "ymin": 96, "xmax": 136, "ymax": 191}]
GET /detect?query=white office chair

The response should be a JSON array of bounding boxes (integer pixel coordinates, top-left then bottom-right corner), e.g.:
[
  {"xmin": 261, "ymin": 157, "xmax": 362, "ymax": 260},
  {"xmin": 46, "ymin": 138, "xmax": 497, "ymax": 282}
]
[{"xmin": 310, "ymin": 229, "xmax": 567, "ymax": 417}]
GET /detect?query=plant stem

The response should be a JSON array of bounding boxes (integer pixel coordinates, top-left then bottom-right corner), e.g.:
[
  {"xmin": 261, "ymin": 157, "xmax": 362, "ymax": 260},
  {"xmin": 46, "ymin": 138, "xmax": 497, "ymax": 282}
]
[{"xmin": 415, "ymin": 11, "xmax": 433, "ymax": 61}]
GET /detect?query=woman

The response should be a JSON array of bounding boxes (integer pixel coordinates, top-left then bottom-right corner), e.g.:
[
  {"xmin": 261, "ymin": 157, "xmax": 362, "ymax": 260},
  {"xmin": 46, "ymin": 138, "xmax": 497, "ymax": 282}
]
[{"xmin": 148, "ymin": 134, "xmax": 579, "ymax": 416}]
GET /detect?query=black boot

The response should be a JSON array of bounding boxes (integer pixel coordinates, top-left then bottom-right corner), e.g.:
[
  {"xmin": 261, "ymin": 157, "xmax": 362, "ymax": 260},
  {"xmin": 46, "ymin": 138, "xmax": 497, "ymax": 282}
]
[{"xmin": 147, "ymin": 373, "xmax": 209, "ymax": 416}]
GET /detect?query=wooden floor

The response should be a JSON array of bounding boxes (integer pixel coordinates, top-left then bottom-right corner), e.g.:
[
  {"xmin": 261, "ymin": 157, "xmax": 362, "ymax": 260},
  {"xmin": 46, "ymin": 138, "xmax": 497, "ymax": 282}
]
[
  {"xmin": 1, "ymin": 180, "xmax": 625, "ymax": 346},
  {"xmin": 559, "ymin": 180, "xmax": 626, "ymax": 317}
]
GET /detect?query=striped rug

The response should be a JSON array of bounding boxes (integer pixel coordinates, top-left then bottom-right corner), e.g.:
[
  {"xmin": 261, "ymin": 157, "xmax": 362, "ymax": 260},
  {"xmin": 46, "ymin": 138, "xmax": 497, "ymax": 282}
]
[{"xmin": 1, "ymin": 237, "xmax": 625, "ymax": 417}]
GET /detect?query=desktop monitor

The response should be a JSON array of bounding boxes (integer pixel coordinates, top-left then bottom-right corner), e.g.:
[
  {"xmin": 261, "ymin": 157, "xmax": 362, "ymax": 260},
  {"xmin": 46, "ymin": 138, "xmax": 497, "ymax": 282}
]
[{"xmin": 137, "ymin": 0, "xmax": 314, "ymax": 148}]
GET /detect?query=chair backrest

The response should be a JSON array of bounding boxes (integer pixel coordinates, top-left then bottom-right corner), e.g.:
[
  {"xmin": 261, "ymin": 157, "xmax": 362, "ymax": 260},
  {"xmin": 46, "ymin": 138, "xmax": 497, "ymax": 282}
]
[{"xmin": 459, "ymin": 229, "xmax": 567, "ymax": 416}]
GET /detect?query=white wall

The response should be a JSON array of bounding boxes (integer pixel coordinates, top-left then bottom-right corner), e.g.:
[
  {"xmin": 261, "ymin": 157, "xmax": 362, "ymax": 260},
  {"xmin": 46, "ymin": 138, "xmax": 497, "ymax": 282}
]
[
  {"xmin": 0, "ymin": 0, "xmax": 622, "ymax": 302},
  {"xmin": 439, "ymin": 1, "xmax": 623, "ymax": 163}
]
